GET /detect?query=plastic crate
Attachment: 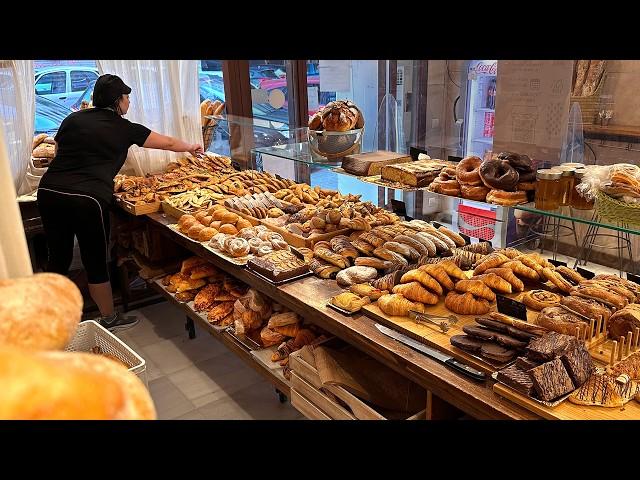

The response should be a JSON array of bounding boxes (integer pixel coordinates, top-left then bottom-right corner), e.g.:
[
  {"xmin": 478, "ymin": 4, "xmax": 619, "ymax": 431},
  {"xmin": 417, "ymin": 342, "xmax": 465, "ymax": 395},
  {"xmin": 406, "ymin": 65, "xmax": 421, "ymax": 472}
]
[{"xmin": 65, "ymin": 320, "xmax": 147, "ymax": 386}]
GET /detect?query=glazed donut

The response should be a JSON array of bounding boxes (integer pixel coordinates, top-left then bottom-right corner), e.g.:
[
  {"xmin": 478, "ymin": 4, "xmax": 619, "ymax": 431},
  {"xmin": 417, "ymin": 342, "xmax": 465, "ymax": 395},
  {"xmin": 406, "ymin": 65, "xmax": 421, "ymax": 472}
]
[
  {"xmin": 440, "ymin": 167, "xmax": 458, "ymax": 180},
  {"xmin": 498, "ymin": 152, "xmax": 532, "ymax": 173},
  {"xmin": 516, "ymin": 182, "xmax": 536, "ymax": 191},
  {"xmin": 479, "ymin": 159, "xmax": 520, "ymax": 191},
  {"xmin": 486, "ymin": 189, "xmax": 528, "ymax": 206},
  {"xmin": 456, "ymin": 156, "xmax": 483, "ymax": 185},
  {"xmin": 460, "ymin": 184, "xmax": 490, "ymax": 201},
  {"xmin": 522, "ymin": 289, "xmax": 563, "ymax": 311}
]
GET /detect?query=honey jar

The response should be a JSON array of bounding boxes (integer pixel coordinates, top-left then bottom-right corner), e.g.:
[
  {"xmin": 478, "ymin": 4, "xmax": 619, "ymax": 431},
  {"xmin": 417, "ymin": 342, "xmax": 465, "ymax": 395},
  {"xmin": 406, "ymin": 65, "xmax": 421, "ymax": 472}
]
[
  {"xmin": 571, "ymin": 168, "xmax": 594, "ymax": 210},
  {"xmin": 551, "ymin": 166, "xmax": 576, "ymax": 206},
  {"xmin": 535, "ymin": 169, "xmax": 562, "ymax": 211},
  {"xmin": 560, "ymin": 162, "xmax": 585, "ymax": 169}
]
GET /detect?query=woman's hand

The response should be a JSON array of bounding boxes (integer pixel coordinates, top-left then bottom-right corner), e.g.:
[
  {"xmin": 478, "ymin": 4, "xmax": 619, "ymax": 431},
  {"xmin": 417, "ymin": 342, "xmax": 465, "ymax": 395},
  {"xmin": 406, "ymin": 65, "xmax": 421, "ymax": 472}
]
[{"xmin": 188, "ymin": 144, "xmax": 204, "ymax": 157}]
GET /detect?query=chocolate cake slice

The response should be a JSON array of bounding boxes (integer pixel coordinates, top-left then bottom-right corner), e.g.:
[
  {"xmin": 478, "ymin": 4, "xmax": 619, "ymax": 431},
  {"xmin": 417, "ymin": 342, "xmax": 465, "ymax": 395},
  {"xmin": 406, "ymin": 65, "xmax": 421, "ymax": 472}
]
[
  {"xmin": 515, "ymin": 356, "xmax": 540, "ymax": 371},
  {"xmin": 496, "ymin": 364, "xmax": 534, "ymax": 396},
  {"xmin": 529, "ymin": 358, "xmax": 575, "ymax": 401},
  {"xmin": 560, "ymin": 345, "xmax": 594, "ymax": 388},
  {"xmin": 525, "ymin": 331, "xmax": 580, "ymax": 363}
]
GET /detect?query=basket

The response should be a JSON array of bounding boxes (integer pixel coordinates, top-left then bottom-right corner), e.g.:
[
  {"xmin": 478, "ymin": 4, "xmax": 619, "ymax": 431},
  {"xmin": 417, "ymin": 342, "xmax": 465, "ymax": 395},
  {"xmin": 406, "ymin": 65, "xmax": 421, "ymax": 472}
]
[
  {"xmin": 65, "ymin": 320, "xmax": 147, "ymax": 386},
  {"xmin": 570, "ymin": 74, "xmax": 605, "ymax": 125},
  {"xmin": 202, "ymin": 123, "xmax": 217, "ymax": 151},
  {"xmin": 595, "ymin": 190, "xmax": 640, "ymax": 227},
  {"xmin": 308, "ymin": 128, "xmax": 363, "ymax": 161}
]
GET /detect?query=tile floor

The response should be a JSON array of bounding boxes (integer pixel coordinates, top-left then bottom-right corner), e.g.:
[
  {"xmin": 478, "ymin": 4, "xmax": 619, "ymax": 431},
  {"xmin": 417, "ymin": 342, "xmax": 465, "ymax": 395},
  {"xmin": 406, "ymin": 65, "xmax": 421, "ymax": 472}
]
[{"xmin": 113, "ymin": 302, "xmax": 303, "ymax": 420}]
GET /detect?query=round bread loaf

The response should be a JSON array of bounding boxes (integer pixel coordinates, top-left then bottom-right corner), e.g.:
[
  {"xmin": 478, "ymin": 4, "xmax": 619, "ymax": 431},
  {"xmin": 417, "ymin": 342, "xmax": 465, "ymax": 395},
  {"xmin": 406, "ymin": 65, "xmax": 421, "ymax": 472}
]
[
  {"xmin": 0, "ymin": 273, "xmax": 82, "ymax": 350},
  {"xmin": 0, "ymin": 346, "xmax": 155, "ymax": 419}
]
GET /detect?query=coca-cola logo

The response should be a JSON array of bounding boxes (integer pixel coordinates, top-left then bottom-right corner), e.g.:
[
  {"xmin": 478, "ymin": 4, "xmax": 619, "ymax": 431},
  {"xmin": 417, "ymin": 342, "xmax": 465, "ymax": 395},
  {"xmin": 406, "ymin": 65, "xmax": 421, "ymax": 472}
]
[{"xmin": 475, "ymin": 62, "xmax": 497, "ymax": 75}]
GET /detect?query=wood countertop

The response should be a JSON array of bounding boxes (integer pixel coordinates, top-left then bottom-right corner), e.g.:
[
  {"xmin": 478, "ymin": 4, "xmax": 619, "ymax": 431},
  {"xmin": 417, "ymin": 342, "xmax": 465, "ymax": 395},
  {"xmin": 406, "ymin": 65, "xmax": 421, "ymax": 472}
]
[{"xmin": 147, "ymin": 212, "xmax": 538, "ymax": 420}]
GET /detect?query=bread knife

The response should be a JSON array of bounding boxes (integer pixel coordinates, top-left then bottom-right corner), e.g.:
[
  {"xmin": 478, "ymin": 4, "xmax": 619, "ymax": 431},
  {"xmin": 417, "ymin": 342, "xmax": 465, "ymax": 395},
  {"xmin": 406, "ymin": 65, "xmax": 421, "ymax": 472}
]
[{"xmin": 374, "ymin": 323, "xmax": 486, "ymax": 382}]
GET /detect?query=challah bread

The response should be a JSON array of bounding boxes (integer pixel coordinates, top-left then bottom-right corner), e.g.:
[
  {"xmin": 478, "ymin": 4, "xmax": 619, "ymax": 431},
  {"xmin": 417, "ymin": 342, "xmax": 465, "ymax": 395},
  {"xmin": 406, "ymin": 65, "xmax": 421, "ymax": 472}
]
[
  {"xmin": 0, "ymin": 273, "xmax": 82, "ymax": 350},
  {"xmin": 0, "ymin": 346, "xmax": 156, "ymax": 420}
]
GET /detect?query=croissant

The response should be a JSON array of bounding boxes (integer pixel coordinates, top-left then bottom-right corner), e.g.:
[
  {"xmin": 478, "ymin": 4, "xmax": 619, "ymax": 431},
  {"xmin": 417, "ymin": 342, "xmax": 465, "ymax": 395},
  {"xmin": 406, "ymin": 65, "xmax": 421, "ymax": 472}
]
[
  {"xmin": 371, "ymin": 271, "xmax": 403, "ymax": 291},
  {"xmin": 351, "ymin": 239, "xmax": 376, "ymax": 256},
  {"xmin": 377, "ymin": 294, "xmax": 426, "ymax": 317},
  {"xmin": 350, "ymin": 283, "xmax": 388, "ymax": 300},
  {"xmin": 483, "ymin": 267, "xmax": 524, "ymax": 292},
  {"xmin": 273, "ymin": 323, "xmax": 301, "ymax": 337},
  {"xmin": 455, "ymin": 279, "xmax": 496, "ymax": 301},
  {"xmin": 437, "ymin": 260, "xmax": 466, "ymax": 280},
  {"xmin": 472, "ymin": 273, "xmax": 512, "ymax": 294},
  {"xmin": 541, "ymin": 267, "xmax": 573, "ymax": 293},
  {"xmin": 512, "ymin": 254, "xmax": 545, "ymax": 276},
  {"xmin": 331, "ymin": 292, "xmax": 371, "ymax": 313},
  {"xmin": 502, "ymin": 261, "xmax": 540, "ymax": 281},
  {"xmin": 392, "ymin": 282, "xmax": 438, "ymax": 305},
  {"xmin": 418, "ymin": 264, "xmax": 455, "ymax": 291},
  {"xmin": 314, "ymin": 247, "xmax": 350, "ymax": 269},
  {"xmin": 473, "ymin": 253, "xmax": 510, "ymax": 275},
  {"xmin": 498, "ymin": 247, "xmax": 523, "ymax": 259},
  {"xmin": 400, "ymin": 269, "xmax": 443, "ymax": 296},
  {"xmin": 444, "ymin": 291, "xmax": 491, "ymax": 315}
]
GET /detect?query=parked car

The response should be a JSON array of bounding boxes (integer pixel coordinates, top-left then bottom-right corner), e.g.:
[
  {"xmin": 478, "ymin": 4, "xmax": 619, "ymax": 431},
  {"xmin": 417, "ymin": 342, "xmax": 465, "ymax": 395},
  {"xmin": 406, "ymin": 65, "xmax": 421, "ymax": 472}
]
[
  {"xmin": 258, "ymin": 75, "xmax": 335, "ymax": 115},
  {"xmin": 35, "ymin": 95, "xmax": 72, "ymax": 135},
  {"xmin": 34, "ymin": 66, "xmax": 99, "ymax": 109}
]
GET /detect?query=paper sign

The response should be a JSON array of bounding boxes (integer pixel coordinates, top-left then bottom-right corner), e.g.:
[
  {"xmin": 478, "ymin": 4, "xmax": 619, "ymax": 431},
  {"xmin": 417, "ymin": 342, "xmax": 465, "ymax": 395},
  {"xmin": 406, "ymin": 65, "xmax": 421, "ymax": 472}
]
[
  {"xmin": 319, "ymin": 60, "xmax": 351, "ymax": 92},
  {"xmin": 496, "ymin": 295, "xmax": 528, "ymax": 321},
  {"xmin": 576, "ymin": 266, "xmax": 595, "ymax": 279},
  {"xmin": 307, "ymin": 86, "xmax": 319, "ymax": 112}
]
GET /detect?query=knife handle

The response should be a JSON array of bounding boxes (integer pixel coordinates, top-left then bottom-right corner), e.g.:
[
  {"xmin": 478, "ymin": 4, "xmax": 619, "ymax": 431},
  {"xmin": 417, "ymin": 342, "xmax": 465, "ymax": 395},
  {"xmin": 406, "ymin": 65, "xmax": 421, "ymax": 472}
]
[{"xmin": 445, "ymin": 358, "xmax": 486, "ymax": 382}]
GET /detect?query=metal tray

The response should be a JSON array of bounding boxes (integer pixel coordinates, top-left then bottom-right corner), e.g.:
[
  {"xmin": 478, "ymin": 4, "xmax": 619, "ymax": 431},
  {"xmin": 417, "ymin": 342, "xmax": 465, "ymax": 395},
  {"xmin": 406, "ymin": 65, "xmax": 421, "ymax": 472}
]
[
  {"xmin": 201, "ymin": 242, "xmax": 253, "ymax": 266},
  {"xmin": 491, "ymin": 371, "xmax": 571, "ymax": 407},
  {"xmin": 246, "ymin": 267, "xmax": 313, "ymax": 286},
  {"xmin": 167, "ymin": 223, "xmax": 202, "ymax": 243},
  {"xmin": 186, "ymin": 301, "xmax": 230, "ymax": 332},
  {"xmin": 225, "ymin": 327, "xmax": 263, "ymax": 350}
]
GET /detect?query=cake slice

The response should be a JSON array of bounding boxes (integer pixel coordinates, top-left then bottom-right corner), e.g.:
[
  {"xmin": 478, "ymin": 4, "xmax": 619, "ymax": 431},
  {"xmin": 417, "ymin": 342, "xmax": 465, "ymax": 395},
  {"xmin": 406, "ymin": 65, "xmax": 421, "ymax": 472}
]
[
  {"xmin": 529, "ymin": 358, "xmax": 575, "ymax": 401},
  {"xmin": 560, "ymin": 345, "xmax": 594, "ymax": 388},
  {"xmin": 515, "ymin": 356, "xmax": 540, "ymax": 371},
  {"xmin": 496, "ymin": 364, "xmax": 534, "ymax": 396}
]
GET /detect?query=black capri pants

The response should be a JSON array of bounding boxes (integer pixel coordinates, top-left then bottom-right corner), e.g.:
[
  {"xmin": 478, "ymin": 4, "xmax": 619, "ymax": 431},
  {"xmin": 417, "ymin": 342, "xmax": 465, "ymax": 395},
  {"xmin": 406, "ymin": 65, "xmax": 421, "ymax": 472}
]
[{"xmin": 37, "ymin": 187, "xmax": 111, "ymax": 284}]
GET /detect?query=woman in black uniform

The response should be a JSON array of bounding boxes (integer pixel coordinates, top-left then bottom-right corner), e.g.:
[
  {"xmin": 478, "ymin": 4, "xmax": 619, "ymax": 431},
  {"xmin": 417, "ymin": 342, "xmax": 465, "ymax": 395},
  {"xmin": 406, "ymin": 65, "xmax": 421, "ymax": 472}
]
[{"xmin": 38, "ymin": 74, "xmax": 203, "ymax": 331}]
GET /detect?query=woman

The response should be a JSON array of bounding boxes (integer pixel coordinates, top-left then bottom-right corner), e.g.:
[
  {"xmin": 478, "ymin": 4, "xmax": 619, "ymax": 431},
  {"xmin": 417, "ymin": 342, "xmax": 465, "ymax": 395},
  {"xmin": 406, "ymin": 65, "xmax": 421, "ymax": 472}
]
[{"xmin": 38, "ymin": 73, "xmax": 203, "ymax": 331}]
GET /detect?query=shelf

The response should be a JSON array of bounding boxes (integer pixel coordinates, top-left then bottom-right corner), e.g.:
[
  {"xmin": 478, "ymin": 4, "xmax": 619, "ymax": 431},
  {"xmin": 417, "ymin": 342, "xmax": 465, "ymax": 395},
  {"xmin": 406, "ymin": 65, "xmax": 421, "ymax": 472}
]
[
  {"xmin": 514, "ymin": 202, "xmax": 640, "ymax": 236},
  {"xmin": 253, "ymin": 142, "xmax": 340, "ymax": 169},
  {"xmin": 474, "ymin": 108, "xmax": 495, "ymax": 112}
]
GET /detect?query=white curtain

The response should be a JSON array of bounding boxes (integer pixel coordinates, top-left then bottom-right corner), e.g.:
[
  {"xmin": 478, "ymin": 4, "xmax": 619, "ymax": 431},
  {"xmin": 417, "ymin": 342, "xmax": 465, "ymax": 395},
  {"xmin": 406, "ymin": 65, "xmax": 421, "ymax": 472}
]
[
  {"xmin": 0, "ymin": 60, "xmax": 35, "ymax": 194},
  {"xmin": 96, "ymin": 60, "xmax": 201, "ymax": 175}
]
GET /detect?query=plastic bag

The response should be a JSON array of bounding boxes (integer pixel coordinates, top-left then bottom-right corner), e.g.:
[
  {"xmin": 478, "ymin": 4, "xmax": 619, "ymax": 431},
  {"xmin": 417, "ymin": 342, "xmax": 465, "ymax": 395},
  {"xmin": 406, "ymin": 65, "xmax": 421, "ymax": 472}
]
[{"xmin": 233, "ymin": 289, "xmax": 272, "ymax": 335}]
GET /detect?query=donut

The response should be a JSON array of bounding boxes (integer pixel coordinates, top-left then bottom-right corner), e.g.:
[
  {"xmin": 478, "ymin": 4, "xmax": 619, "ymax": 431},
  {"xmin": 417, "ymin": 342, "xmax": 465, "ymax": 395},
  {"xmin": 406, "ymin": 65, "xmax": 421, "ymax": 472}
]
[
  {"xmin": 497, "ymin": 152, "xmax": 532, "ymax": 173},
  {"xmin": 430, "ymin": 178, "xmax": 460, "ymax": 196},
  {"xmin": 517, "ymin": 170, "xmax": 536, "ymax": 183},
  {"xmin": 460, "ymin": 184, "xmax": 490, "ymax": 201},
  {"xmin": 516, "ymin": 182, "xmax": 536, "ymax": 191},
  {"xmin": 479, "ymin": 159, "xmax": 519, "ymax": 191},
  {"xmin": 456, "ymin": 156, "xmax": 483, "ymax": 186},
  {"xmin": 440, "ymin": 167, "xmax": 458, "ymax": 180},
  {"xmin": 486, "ymin": 189, "xmax": 528, "ymax": 206}
]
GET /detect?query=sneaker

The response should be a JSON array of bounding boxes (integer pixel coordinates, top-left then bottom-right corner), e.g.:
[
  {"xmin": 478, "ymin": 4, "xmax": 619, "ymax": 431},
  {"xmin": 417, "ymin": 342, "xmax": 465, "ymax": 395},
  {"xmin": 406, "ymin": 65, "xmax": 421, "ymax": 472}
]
[{"xmin": 99, "ymin": 312, "xmax": 139, "ymax": 332}]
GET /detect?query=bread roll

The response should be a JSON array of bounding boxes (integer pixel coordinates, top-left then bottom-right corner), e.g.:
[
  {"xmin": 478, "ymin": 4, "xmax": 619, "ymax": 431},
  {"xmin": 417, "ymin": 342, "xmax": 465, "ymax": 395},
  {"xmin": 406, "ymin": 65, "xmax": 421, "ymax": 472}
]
[
  {"xmin": 32, "ymin": 133, "xmax": 48, "ymax": 150},
  {"xmin": 0, "ymin": 273, "xmax": 82, "ymax": 351},
  {"xmin": 0, "ymin": 346, "xmax": 156, "ymax": 419}
]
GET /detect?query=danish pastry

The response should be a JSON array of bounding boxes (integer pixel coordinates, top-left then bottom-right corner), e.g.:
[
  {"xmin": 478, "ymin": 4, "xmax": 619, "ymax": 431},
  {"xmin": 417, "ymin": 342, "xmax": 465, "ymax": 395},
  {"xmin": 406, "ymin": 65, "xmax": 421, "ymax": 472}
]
[
  {"xmin": 522, "ymin": 290, "xmax": 563, "ymax": 311},
  {"xmin": 331, "ymin": 292, "xmax": 371, "ymax": 313}
]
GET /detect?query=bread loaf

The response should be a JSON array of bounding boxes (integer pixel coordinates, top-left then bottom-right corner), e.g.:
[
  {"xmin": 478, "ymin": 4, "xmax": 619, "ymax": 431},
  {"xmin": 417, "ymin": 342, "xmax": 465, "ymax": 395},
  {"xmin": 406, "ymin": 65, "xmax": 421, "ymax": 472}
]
[
  {"xmin": 32, "ymin": 133, "xmax": 48, "ymax": 150},
  {"xmin": 572, "ymin": 60, "xmax": 590, "ymax": 96},
  {"xmin": 0, "ymin": 273, "xmax": 82, "ymax": 351},
  {"xmin": 0, "ymin": 346, "xmax": 156, "ymax": 419},
  {"xmin": 32, "ymin": 142, "xmax": 55, "ymax": 159},
  {"xmin": 381, "ymin": 160, "xmax": 445, "ymax": 187}
]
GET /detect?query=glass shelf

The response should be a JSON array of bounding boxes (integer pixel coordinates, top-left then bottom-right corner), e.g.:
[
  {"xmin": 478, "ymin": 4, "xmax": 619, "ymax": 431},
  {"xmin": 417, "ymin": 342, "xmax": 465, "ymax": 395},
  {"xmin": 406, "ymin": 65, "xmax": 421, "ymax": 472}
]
[
  {"xmin": 253, "ymin": 142, "xmax": 341, "ymax": 169},
  {"xmin": 514, "ymin": 202, "xmax": 640, "ymax": 236}
]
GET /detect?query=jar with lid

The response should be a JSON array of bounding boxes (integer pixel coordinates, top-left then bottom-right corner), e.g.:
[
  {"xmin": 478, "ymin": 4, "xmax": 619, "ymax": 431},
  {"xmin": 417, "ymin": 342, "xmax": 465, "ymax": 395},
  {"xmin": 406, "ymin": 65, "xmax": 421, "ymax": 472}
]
[
  {"xmin": 551, "ymin": 166, "xmax": 576, "ymax": 206},
  {"xmin": 571, "ymin": 168, "xmax": 594, "ymax": 210},
  {"xmin": 535, "ymin": 169, "xmax": 562, "ymax": 210},
  {"xmin": 560, "ymin": 162, "xmax": 585, "ymax": 169}
]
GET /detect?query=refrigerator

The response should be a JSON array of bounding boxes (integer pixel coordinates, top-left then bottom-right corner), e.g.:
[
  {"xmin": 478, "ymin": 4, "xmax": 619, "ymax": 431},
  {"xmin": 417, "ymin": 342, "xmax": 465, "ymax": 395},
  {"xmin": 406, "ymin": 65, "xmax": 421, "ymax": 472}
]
[{"xmin": 461, "ymin": 60, "xmax": 498, "ymax": 160}]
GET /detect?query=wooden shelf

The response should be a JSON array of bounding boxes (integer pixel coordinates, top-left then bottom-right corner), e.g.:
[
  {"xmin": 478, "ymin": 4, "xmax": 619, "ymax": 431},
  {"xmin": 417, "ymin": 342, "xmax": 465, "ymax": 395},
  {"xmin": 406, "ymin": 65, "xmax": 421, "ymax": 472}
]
[
  {"xmin": 583, "ymin": 124, "xmax": 640, "ymax": 142},
  {"xmin": 146, "ymin": 212, "xmax": 536, "ymax": 420}
]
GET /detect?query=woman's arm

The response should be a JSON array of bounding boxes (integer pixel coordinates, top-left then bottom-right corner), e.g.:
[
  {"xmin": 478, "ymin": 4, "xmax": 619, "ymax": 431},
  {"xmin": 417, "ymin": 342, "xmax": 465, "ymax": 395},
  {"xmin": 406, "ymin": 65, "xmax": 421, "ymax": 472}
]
[{"xmin": 143, "ymin": 131, "xmax": 203, "ymax": 156}]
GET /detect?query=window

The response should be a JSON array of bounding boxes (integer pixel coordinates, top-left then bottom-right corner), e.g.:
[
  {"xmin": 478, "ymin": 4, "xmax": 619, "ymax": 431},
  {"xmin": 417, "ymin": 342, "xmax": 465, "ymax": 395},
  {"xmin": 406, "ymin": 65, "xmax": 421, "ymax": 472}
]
[
  {"xmin": 70, "ymin": 70, "xmax": 98, "ymax": 92},
  {"xmin": 199, "ymin": 59, "xmax": 229, "ymax": 156},
  {"xmin": 35, "ymin": 71, "xmax": 66, "ymax": 95}
]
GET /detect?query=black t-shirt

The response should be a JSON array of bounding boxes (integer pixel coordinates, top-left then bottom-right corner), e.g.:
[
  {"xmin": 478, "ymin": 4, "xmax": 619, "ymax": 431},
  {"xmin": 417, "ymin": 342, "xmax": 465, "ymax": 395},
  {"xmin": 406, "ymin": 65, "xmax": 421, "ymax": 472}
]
[{"xmin": 40, "ymin": 108, "xmax": 151, "ymax": 204}]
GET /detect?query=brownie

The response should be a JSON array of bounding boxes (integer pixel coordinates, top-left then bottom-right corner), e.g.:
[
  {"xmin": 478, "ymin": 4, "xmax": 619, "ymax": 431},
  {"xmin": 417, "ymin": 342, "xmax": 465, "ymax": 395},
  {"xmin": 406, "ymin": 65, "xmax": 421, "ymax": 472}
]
[
  {"xmin": 475, "ymin": 317, "xmax": 510, "ymax": 333},
  {"xmin": 496, "ymin": 364, "xmax": 534, "ymax": 396},
  {"xmin": 560, "ymin": 345, "xmax": 594, "ymax": 388},
  {"xmin": 247, "ymin": 250, "xmax": 309, "ymax": 282},
  {"xmin": 529, "ymin": 358, "xmax": 575, "ymax": 401},
  {"xmin": 450, "ymin": 335, "xmax": 485, "ymax": 353},
  {"xmin": 481, "ymin": 343, "xmax": 517, "ymax": 363},
  {"xmin": 515, "ymin": 356, "xmax": 540, "ymax": 371},
  {"xmin": 525, "ymin": 331, "xmax": 580, "ymax": 363}
]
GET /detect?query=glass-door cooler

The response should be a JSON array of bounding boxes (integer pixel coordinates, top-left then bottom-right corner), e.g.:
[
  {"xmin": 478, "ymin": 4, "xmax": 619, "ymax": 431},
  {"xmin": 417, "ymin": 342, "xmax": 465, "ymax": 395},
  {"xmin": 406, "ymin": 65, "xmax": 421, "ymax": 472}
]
[{"xmin": 463, "ymin": 60, "xmax": 497, "ymax": 160}]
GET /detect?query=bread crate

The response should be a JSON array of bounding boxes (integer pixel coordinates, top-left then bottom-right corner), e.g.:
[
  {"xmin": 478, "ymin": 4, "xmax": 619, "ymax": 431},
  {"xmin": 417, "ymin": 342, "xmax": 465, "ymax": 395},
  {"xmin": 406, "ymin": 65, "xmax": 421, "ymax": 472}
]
[
  {"xmin": 65, "ymin": 320, "xmax": 147, "ymax": 387},
  {"xmin": 114, "ymin": 194, "xmax": 161, "ymax": 216}
]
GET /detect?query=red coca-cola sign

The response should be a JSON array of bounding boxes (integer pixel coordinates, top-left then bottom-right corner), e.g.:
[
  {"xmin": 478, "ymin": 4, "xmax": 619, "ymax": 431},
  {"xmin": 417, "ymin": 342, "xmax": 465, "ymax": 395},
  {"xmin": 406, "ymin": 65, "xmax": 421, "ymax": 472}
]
[
  {"xmin": 475, "ymin": 61, "xmax": 497, "ymax": 75},
  {"xmin": 483, "ymin": 112, "xmax": 495, "ymax": 137}
]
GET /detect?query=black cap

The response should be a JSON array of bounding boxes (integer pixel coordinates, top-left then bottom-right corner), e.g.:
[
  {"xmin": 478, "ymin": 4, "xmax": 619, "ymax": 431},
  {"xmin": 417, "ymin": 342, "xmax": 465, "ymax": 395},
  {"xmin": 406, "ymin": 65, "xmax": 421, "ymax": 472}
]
[{"xmin": 92, "ymin": 74, "xmax": 132, "ymax": 108}]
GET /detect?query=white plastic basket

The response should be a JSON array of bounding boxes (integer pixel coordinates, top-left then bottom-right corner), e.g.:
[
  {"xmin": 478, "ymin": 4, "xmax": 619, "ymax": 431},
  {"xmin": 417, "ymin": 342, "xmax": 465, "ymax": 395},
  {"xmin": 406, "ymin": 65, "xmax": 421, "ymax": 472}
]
[{"xmin": 65, "ymin": 320, "xmax": 147, "ymax": 386}]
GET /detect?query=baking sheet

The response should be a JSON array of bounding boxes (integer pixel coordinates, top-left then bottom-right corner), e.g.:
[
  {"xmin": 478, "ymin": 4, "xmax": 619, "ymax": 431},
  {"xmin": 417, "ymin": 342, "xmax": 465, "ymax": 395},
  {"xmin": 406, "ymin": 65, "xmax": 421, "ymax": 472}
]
[
  {"xmin": 225, "ymin": 327, "xmax": 263, "ymax": 351},
  {"xmin": 167, "ymin": 223, "xmax": 202, "ymax": 243},
  {"xmin": 246, "ymin": 267, "xmax": 313, "ymax": 286},
  {"xmin": 201, "ymin": 243, "xmax": 253, "ymax": 266},
  {"xmin": 491, "ymin": 371, "xmax": 571, "ymax": 408},
  {"xmin": 250, "ymin": 345, "xmax": 285, "ymax": 370},
  {"xmin": 326, "ymin": 302, "xmax": 359, "ymax": 316},
  {"xmin": 185, "ymin": 301, "xmax": 230, "ymax": 332}
]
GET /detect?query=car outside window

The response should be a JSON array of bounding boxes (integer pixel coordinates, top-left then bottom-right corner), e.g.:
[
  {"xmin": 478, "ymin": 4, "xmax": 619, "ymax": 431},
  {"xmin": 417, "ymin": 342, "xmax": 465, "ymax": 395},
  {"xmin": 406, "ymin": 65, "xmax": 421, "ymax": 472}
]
[
  {"xmin": 71, "ymin": 70, "xmax": 98, "ymax": 92},
  {"xmin": 36, "ymin": 72, "xmax": 66, "ymax": 95}
]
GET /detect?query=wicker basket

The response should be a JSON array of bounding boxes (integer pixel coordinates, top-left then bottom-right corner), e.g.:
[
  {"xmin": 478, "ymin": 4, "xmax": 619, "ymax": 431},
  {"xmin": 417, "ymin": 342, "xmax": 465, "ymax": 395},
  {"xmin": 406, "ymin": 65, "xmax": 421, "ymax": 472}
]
[
  {"xmin": 570, "ymin": 74, "xmax": 605, "ymax": 125},
  {"xmin": 65, "ymin": 320, "xmax": 148, "ymax": 386},
  {"xmin": 595, "ymin": 190, "xmax": 640, "ymax": 227},
  {"xmin": 202, "ymin": 123, "xmax": 217, "ymax": 151}
]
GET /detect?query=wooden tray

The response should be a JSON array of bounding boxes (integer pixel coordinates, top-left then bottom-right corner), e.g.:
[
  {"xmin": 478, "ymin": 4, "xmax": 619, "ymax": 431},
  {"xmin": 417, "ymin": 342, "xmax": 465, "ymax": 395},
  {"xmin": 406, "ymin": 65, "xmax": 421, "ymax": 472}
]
[
  {"xmin": 114, "ymin": 195, "xmax": 161, "ymax": 215},
  {"xmin": 161, "ymin": 200, "xmax": 189, "ymax": 220},
  {"xmin": 260, "ymin": 217, "xmax": 351, "ymax": 249}
]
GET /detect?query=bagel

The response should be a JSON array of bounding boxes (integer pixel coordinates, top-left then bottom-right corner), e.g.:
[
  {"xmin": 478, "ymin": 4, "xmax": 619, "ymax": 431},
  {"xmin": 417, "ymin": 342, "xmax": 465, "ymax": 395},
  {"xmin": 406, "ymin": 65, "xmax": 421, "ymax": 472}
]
[{"xmin": 456, "ymin": 156, "xmax": 483, "ymax": 186}]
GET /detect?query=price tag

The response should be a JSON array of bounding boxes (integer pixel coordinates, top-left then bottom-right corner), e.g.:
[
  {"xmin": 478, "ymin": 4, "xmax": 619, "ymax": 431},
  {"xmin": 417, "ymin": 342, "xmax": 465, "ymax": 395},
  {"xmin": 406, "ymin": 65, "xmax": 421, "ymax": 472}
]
[
  {"xmin": 548, "ymin": 259, "xmax": 568, "ymax": 268},
  {"xmin": 576, "ymin": 266, "xmax": 595, "ymax": 280},
  {"xmin": 459, "ymin": 233, "xmax": 472, "ymax": 245},
  {"xmin": 496, "ymin": 295, "xmax": 528, "ymax": 321},
  {"xmin": 627, "ymin": 272, "xmax": 640, "ymax": 284},
  {"xmin": 431, "ymin": 221, "xmax": 442, "ymax": 228}
]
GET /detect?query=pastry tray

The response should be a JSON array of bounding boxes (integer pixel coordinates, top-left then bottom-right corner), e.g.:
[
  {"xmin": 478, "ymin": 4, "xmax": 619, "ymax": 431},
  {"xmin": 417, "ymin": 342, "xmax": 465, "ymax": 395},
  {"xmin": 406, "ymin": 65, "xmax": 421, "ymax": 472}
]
[
  {"xmin": 225, "ymin": 327, "xmax": 263, "ymax": 351},
  {"xmin": 186, "ymin": 301, "xmax": 230, "ymax": 332},
  {"xmin": 326, "ymin": 301, "xmax": 359, "ymax": 316},
  {"xmin": 167, "ymin": 223, "xmax": 202, "ymax": 244},
  {"xmin": 491, "ymin": 371, "xmax": 571, "ymax": 407},
  {"xmin": 250, "ymin": 345, "xmax": 284, "ymax": 370},
  {"xmin": 246, "ymin": 267, "xmax": 313, "ymax": 286},
  {"xmin": 451, "ymin": 346, "xmax": 517, "ymax": 372},
  {"xmin": 201, "ymin": 242, "xmax": 253, "ymax": 266}
]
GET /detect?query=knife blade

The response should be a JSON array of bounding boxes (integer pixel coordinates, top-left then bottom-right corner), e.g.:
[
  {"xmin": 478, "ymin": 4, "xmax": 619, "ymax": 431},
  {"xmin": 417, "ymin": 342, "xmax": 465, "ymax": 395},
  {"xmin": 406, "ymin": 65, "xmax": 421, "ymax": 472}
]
[{"xmin": 375, "ymin": 323, "xmax": 486, "ymax": 382}]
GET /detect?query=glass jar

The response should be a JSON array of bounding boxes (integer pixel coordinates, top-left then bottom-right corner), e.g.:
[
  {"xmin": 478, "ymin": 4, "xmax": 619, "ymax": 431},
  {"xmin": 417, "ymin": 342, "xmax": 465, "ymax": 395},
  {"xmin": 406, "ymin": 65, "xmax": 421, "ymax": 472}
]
[
  {"xmin": 535, "ymin": 169, "xmax": 562, "ymax": 211},
  {"xmin": 571, "ymin": 168, "xmax": 594, "ymax": 210},
  {"xmin": 560, "ymin": 162, "xmax": 585, "ymax": 169},
  {"xmin": 551, "ymin": 166, "xmax": 576, "ymax": 206}
]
